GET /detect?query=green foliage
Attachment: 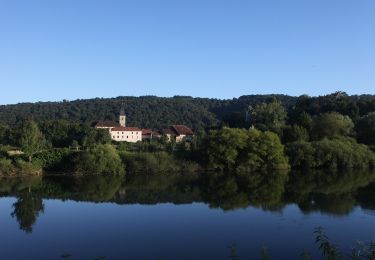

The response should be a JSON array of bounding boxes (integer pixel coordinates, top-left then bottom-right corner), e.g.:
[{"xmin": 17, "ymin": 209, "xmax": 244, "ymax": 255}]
[
  {"xmin": 314, "ymin": 227, "xmax": 342, "ymax": 260},
  {"xmin": 287, "ymin": 138, "xmax": 375, "ymax": 170},
  {"xmin": 237, "ymin": 130, "xmax": 289, "ymax": 172},
  {"xmin": 14, "ymin": 159, "xmax": 42, "ymax": 175},
  {"xmin": 311, "ymin": 112, "xmax": 354, "ymax": 140},
  {"xmin": 206, "ymin": 127, "xmax": 248, "ymax": 170},
  {"xmin": 286, "ymin": 141, "xmax": 317, "ymax": 169},
  {"xmin": 207, "ymin": 128, "xmax": 289, "ymax": 172},
  {"xmin": 252, "ymin": 100, "xmax": 287, "ymax": 134},
  {"xmin": 356, "ymin": 112, "xmax": 375, "ymax": 146},
  {"xmin": 74, "ymin": 144, "xmax": 125, "ymax": 175},
  {"xmin": 0, "ymin": 94, "xmax": 295, "ymax": 130},
  {"xmin": 282, "ymin": 125, "xmax": 309, "ymax": 143},
  {"xmin": 0, "ymin": 158, "xmax": 16, "ymax": 175},
  {"xmin": 0, "ymin": 123, "xmax": 10, "ymax": 145},
  {"xmin": 33, "ymin": 148, "xmax": 74, "ymax": 171},
  {"xmin": 19, "ymin": 120, "xmax": 46, "ymax": 161},
  {"xmin": 121, "ymin": 151, "xmax": 199, "ymax": 174}
]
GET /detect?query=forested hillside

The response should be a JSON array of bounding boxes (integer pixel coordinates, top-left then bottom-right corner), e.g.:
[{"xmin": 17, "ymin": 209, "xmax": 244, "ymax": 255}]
[
  {"xmin": 0, "ymin": 93, "xmax": 374, "ymax": 130},
  {"xmin": 0, "ymin": 94, "xmax": 295, "ymax": 129}
]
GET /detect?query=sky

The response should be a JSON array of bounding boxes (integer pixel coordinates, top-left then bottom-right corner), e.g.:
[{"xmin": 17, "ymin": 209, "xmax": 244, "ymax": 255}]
[{"xmin": 0, "ymin": 0, "xmax": 374, "ymax": 105}]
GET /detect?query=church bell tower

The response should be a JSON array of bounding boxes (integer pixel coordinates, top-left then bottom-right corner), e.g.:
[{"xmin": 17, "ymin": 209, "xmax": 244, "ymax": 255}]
[{"xmin": 119, "ymin": 105, "xmax": 126, "ymax": 127}]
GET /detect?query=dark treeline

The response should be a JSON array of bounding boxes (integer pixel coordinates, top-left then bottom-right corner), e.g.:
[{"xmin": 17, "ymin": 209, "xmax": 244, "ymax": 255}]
[
  {"xmin": 0, "ymin": 93, "xmax": 374, "ymax": 130},
  {"xmin": 0, "ymin": 94, "xmax": 297, "ymax": 129}
]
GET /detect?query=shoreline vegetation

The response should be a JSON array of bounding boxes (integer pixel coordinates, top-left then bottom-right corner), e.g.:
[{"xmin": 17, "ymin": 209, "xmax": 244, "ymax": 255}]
[{"xmin": 0, "ymin": 92, "xmax": 374, "ymax": 176}]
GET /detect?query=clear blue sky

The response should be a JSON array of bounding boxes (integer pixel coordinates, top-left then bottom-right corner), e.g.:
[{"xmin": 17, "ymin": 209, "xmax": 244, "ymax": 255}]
[{"xmin": 0, "ymin": 0, "xmax": 374, "ymax": 105}]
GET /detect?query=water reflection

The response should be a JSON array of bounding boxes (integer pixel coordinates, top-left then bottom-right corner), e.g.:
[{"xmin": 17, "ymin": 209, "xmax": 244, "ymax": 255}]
[
  {"xmin": 1, "ymin": 169, "xmax": 375, "ymax": 234},
  {"xmin": 12, "ymin": 191, "xmax": 44, "ymax": 233}
]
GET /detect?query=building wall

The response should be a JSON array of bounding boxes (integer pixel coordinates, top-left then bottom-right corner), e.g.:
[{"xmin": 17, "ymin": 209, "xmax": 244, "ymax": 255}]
[{"xmin": 111, "ymin": 130, "xmax": 142, "ymax": 143}]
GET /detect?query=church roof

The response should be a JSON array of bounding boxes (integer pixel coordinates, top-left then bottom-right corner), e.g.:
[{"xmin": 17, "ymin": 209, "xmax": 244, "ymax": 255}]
[{"xmin": 111, "ymin": 127, "xmax": 141, "ymax": 132}]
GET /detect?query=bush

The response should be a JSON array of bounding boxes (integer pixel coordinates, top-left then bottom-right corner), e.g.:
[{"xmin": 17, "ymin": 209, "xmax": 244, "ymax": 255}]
[
  {"xmin": 74, "ymin": 144, "xmax": 125, "ymax": 175},
  {"xmin": 206, "ymin": 128, "xmax": 289, "ymax": 172},
  {"xmin": 14, "ymin": 159, "xmax": 42, "ymax": 175},
  {"xmin": 33, "ymin": 148, "xmax": 74, "ymax": 171},
  {"xmin": 0, "ymin": 158, "xmax": 16, "ymax": 175},
  {"xmin": 286, "ymin": 138, "xmax": 375, "ymax": 170},
  {"xmin": 121, "ymin": 151, "xmax": 199, "ymax": 174}
]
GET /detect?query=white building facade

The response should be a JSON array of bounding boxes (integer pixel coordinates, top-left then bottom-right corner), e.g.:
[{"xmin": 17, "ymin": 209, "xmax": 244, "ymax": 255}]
[{"xmin": 110, "ymin": 127, "xmax": 142, "ymax": 142}]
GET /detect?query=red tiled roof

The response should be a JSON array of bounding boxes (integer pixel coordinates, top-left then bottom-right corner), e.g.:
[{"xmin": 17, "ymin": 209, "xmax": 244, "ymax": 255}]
[
  {"xmin": 95, "ymin": 121, "xmax": 120, "ymax": 128},
  {"xmin": 111, "ymin": 127, "xmax": 141, "ymax": 132},
  {"xmin": 142, "ymin": 129, "xmax": 153, "ymax": 135},
  {"xmin": 163, "ymin": 128, "xmax": 175, "ymax": 135},
  {"xmin": 171, "ymin": 125, "xmax": 193, "ymax": 135}
]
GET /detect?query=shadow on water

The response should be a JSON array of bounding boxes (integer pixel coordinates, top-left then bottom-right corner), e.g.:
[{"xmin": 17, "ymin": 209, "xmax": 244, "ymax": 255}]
[{"xmin": 0, "ymin": 168, "xmax": 375, "ymax": 234}]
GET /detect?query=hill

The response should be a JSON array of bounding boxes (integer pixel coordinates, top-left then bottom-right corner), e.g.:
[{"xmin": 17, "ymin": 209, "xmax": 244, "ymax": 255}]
[{"xmin": 0, "ymin": 94, "xmax": 296, "ymax": 129}]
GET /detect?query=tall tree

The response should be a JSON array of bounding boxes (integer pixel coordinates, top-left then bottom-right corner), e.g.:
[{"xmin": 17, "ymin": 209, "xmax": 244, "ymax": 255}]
[
  {"xmin": 356, "ymin": 112, "xmax": 375, "ymax": 147},
  {"xmin": 251, "ymin": 100, "xmax": 287, "ymax": 134},
  {"xmin": 311, "ymin": 112, "xmax": 354, "ymax": 140},
  {"xmin": 19, "ymin": 120, "xmax": 46, "ymax": 162}
]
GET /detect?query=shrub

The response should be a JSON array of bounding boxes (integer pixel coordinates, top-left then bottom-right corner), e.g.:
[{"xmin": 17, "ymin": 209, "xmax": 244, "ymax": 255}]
[
  {"xmin": 0, "ymin": 158, "xmax": 16, "ymax": 175},
  {"xmin": 286, "ymin": 138, "xmax": 375, "ymax": 170},
  {"xmin": 74, "ymin": 144, "xmax": 125, "ymax": 175},
  {"xmin": 33, "ymin": 148, "xmax": 74, "ymax": 171},
  {"xmin": 206, "ymin": 128, "xmax": 289, "ymax": 172}
]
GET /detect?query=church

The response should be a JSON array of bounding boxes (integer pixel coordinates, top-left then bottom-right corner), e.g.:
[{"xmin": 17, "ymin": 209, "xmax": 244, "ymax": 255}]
[{"xmin": 95, "ymin": 108, "xmax": 142, "ymax": 143}]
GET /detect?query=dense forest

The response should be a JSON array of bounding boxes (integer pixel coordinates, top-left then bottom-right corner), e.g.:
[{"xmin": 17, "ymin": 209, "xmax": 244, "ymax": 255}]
[
  {"xmin": 0, "ymin": 92, "xmax": 374, "ymax": 130},
  {"xmin": 0, "ymin": 94, "xmax": 296, "ymax": 129},
  {"xmin": 0, "ymin": 91, "xmax": 375, "ymax": 175}
]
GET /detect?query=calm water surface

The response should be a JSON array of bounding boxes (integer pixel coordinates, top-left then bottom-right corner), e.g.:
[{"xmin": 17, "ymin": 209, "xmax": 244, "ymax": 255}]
[{"xmin": 0, "ymin": 171, "xmax": 375, "ymax": 259}]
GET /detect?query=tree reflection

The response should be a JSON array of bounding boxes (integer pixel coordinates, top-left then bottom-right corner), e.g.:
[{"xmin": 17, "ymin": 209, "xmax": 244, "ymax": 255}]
[
  {"xmin": 0, "ymin": 168, "xmax": 374, "ymax": 222},
  {"xmin": 11, "ymin": 190, "xmax": 44, "ymax": 234},
  {"xmin": 286, "ymin": 169, "xmax": 375, "ymax": 215},
  {"xmin": 201, "ymin": 171, "xmax": 288, "ymax": 211}
]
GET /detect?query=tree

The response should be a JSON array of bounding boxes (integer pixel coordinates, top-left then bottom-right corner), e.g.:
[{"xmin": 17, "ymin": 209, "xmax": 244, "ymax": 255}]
[
  {"xmin": 74, "ymin": 144, "xmax": 125, "ymax": 175},
  {"xmin": 19, "ymin": 120, "xmax": 46, "ymax": 162},
  {"xmin": 206, "ymin": 128, "xmax": 289, "ymax": 172},
  {"xmin": 311, "ymin": 112, "xmax": 354, "ymax": 140},
  {"xmin": 252, "ymin": 100, "xmax": 287, "ymax": 134},
  {"xmin": 236, "ymin": 129, "xmax": 289, "ymax": 172},
  {"xmin": 282, "ymin": 125, "xmax": 309, "ymax": 143},
  {"xmin": 0, "ymin": 123, "xmax": 10, "ymax": 145},
  {"xmin": 206, "ymin": 127, "xmax": 248, "ymax": 170},
  {"xmin": 356, "ymin": 112, "xmax": 375, "ymax": 147}
]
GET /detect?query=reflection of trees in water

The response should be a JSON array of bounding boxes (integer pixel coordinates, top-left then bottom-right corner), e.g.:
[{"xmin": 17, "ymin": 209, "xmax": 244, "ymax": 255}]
[
  {"xmin": 40, "ymin": 175, "xmax": 124, "ymax": 202},
  {"xmin": 356, "ymin": 182, "xmax": 375, "ymax": 211},
  {"xmin": 12, "ymin": 190, "xmax": 44, "ymax": 234},
  {"xmin": 201, "ymin": 171, "xmax": 289, "ymax": 211},
  {"xmin": 0, "ymin": 176, "xmax": 42, "ymax": 194},
  {"xmin": 1, "ymin": 168, "xmax": 375, "ymax": 227},
  {"xmin": 286, "ymin": 169, "xmax": 375, "ymax": 215}
]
